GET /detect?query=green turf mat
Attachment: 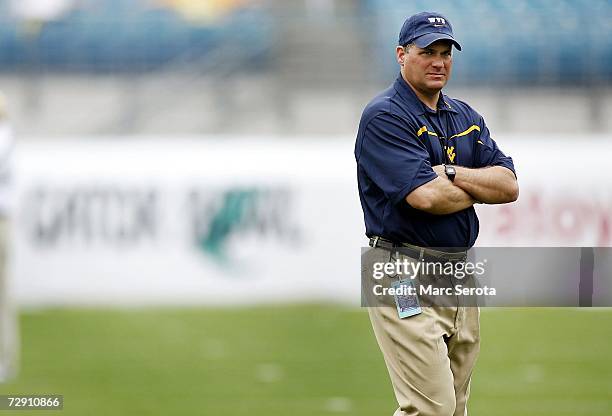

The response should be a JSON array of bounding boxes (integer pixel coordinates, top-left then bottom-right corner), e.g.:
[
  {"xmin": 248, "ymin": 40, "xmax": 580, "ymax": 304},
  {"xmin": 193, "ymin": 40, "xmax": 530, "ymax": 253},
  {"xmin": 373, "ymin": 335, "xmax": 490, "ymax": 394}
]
[{"xmin": 1, "ymin": 306, "xmax": 611, "ymax": 415}]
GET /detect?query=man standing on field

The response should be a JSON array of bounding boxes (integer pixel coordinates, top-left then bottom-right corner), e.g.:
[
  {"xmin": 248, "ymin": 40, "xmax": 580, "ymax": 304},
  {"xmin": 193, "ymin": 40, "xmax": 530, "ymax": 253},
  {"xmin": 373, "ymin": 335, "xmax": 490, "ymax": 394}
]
[{"xmin": 355, "ymin": 12, "xmax": 518, "ymax": 416}]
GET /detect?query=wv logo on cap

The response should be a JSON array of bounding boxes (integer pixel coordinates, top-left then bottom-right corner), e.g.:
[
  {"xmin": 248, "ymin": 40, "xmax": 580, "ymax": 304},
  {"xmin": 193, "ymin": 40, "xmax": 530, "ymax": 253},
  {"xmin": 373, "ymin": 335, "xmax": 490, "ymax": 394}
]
[{"xmin": 428, "ymin": 17, "xmax": 446, "ymax": 27}]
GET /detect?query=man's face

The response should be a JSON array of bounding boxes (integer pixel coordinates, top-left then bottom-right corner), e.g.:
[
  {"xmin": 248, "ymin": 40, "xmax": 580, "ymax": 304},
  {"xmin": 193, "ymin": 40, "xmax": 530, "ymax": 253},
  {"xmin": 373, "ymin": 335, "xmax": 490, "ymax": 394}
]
[{"xmin": 398, "ymin": 40, "xmax": 453, "ymax": 94}]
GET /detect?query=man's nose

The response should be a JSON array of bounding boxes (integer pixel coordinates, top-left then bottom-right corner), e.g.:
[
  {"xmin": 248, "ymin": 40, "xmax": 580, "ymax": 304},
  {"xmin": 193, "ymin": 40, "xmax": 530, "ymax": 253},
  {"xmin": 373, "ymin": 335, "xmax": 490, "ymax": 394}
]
[{"xmin": 431, "ymin": 58, "xmax": 444, "ymax": 68}]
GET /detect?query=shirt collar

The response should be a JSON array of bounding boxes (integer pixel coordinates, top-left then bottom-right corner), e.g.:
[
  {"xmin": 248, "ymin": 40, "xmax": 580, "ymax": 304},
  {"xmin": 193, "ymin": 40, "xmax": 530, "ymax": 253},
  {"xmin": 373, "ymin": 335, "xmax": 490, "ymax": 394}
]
[{"xmin": 393, "ymin": 74, "xmax": 458, "ymax": 115}]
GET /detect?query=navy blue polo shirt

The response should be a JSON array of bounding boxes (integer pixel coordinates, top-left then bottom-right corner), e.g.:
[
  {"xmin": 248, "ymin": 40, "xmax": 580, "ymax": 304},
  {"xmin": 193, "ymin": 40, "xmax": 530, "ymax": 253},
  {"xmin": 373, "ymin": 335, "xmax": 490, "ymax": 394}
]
[{"xmin": 355, "ymin": 74, "xmax": 515, "ymax": 248}]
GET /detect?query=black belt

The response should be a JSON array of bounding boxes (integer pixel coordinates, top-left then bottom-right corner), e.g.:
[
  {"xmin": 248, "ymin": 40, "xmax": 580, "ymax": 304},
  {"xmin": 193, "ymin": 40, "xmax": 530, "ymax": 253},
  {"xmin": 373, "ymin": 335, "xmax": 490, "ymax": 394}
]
[{"xmin": 369, "ymin": 236, "xmax": 467, "ymax": 263}]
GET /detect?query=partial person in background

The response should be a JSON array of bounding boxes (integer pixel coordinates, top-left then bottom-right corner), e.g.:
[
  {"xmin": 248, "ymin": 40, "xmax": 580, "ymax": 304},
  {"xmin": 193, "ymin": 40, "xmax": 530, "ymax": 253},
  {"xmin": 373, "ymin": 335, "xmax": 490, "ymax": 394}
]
[{"xmin": 0, "ymin": 93, "xmax": 17, "ymax": 383}]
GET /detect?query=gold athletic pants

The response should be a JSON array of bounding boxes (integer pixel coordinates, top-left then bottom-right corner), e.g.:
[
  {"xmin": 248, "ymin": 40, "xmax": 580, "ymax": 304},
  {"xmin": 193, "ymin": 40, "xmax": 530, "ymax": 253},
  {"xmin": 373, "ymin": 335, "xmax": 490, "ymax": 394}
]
[{"xmin": 362, "ymin": 247, "xmax": 480, "ymax": 416}]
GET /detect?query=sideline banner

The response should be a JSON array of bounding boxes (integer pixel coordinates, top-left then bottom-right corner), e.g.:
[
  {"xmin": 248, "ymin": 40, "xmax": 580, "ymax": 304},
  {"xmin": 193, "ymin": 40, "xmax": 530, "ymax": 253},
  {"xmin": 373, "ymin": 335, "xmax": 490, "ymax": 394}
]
[{"xmin": 10, "ymin": 136, "xmax": 612, "ymax": 306}]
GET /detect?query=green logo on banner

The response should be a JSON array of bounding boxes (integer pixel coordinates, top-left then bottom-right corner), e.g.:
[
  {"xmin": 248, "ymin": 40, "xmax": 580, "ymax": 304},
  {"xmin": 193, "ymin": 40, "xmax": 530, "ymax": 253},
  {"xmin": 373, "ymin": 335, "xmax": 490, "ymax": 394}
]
[{"xmin": 190, "ymin": 187, "xmax": 299, "ymax": 265}]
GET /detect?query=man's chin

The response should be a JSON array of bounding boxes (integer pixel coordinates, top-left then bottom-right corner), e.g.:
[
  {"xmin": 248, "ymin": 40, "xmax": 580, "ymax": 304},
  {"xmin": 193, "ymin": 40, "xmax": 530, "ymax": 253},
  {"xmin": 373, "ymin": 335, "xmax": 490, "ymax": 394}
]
[{"xmin": 425, "ymin": 80, "xmax": 446, "ymax": 91}]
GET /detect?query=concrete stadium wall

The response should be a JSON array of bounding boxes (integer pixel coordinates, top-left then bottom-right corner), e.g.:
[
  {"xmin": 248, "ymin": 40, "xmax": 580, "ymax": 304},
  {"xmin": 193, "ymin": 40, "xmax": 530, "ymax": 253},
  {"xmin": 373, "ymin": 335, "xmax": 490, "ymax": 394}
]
[{"xmin": 1, "ymin": 75, "xmax": 611, "ymax": 137}]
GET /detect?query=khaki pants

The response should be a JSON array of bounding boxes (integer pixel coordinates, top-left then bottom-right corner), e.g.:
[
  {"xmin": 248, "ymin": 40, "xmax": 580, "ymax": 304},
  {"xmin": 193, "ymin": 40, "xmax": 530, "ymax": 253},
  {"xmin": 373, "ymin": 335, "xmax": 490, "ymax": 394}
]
[
  {"xmin": 362, "ymin": 247, "xmax": 480, "ymax": 416},
  {"xmin": 0, "ymin": 218, "xmax": 17, "ymax": 382}
]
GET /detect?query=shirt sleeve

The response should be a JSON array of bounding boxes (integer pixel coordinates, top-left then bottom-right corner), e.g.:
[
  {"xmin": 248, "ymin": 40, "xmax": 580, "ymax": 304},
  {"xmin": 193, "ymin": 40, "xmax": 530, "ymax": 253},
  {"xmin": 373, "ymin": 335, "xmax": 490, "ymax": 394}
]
[
  {"xmin": 474, "ymin": 116, "xmax": 517, "ymax": 177},
  {"xmin": 357, "ymin": 112, "xmax": 438, "ymax": 205}
]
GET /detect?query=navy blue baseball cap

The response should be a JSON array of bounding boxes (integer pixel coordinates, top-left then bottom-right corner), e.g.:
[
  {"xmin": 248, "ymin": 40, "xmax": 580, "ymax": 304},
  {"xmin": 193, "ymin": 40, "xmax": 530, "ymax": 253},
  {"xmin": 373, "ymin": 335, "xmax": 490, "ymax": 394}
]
[{"xmin": 398, "ymin": 12, "xmax": 461, "ymax": 51}]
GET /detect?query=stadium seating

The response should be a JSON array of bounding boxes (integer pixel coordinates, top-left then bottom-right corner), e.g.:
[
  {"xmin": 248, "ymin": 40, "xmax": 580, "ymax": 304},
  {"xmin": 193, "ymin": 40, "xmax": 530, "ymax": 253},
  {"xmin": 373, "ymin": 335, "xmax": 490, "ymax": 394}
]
[
  {"xmin": 361, "ymin": 0, "xmax": 612, "ymax": 85},
  {"xmin": 0, "ymin": 0, "xmax": 609, "ymax": 85},
  {"xmin": 0, "ymin": 0, "xmax": 275, "ymax": 72}
]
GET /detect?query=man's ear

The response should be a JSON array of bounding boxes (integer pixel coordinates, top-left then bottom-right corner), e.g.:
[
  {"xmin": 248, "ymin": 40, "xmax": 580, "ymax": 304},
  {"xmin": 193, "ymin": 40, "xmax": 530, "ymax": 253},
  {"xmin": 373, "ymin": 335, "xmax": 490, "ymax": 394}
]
[{"xmin": 396, "ymin": 45, "xmax": 406, "ymax": 66}]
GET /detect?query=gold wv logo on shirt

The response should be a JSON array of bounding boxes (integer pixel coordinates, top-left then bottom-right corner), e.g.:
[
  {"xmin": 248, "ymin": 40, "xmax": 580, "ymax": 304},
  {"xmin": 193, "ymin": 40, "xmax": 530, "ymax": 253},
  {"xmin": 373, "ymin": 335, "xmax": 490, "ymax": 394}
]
[{"xmin": 447, "ymin": 146, "xmax": 456, "ymax": 163}]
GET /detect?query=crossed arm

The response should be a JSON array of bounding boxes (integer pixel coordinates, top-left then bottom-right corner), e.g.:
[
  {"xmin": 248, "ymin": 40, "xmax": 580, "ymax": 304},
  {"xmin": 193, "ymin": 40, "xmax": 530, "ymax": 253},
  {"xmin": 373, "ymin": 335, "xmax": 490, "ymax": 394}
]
[{"xmin": 405, "ymin": 165, "xmax": 518, "ymax": 215}]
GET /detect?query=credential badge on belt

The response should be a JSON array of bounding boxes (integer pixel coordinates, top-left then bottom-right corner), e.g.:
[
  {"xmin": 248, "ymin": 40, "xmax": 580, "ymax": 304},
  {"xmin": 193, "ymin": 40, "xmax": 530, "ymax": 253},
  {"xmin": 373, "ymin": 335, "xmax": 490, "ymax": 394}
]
[{"xmin": 392, "ymin": 279, "xmax": 422, "ymax": 318}]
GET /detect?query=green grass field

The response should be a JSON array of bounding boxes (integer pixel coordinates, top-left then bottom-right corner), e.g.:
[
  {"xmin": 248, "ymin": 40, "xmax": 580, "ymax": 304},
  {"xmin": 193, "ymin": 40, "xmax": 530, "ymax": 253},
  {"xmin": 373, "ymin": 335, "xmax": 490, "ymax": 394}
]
[{"xmin": 1, "ymin": 306, "xmax": 611, "ymax": 415}]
